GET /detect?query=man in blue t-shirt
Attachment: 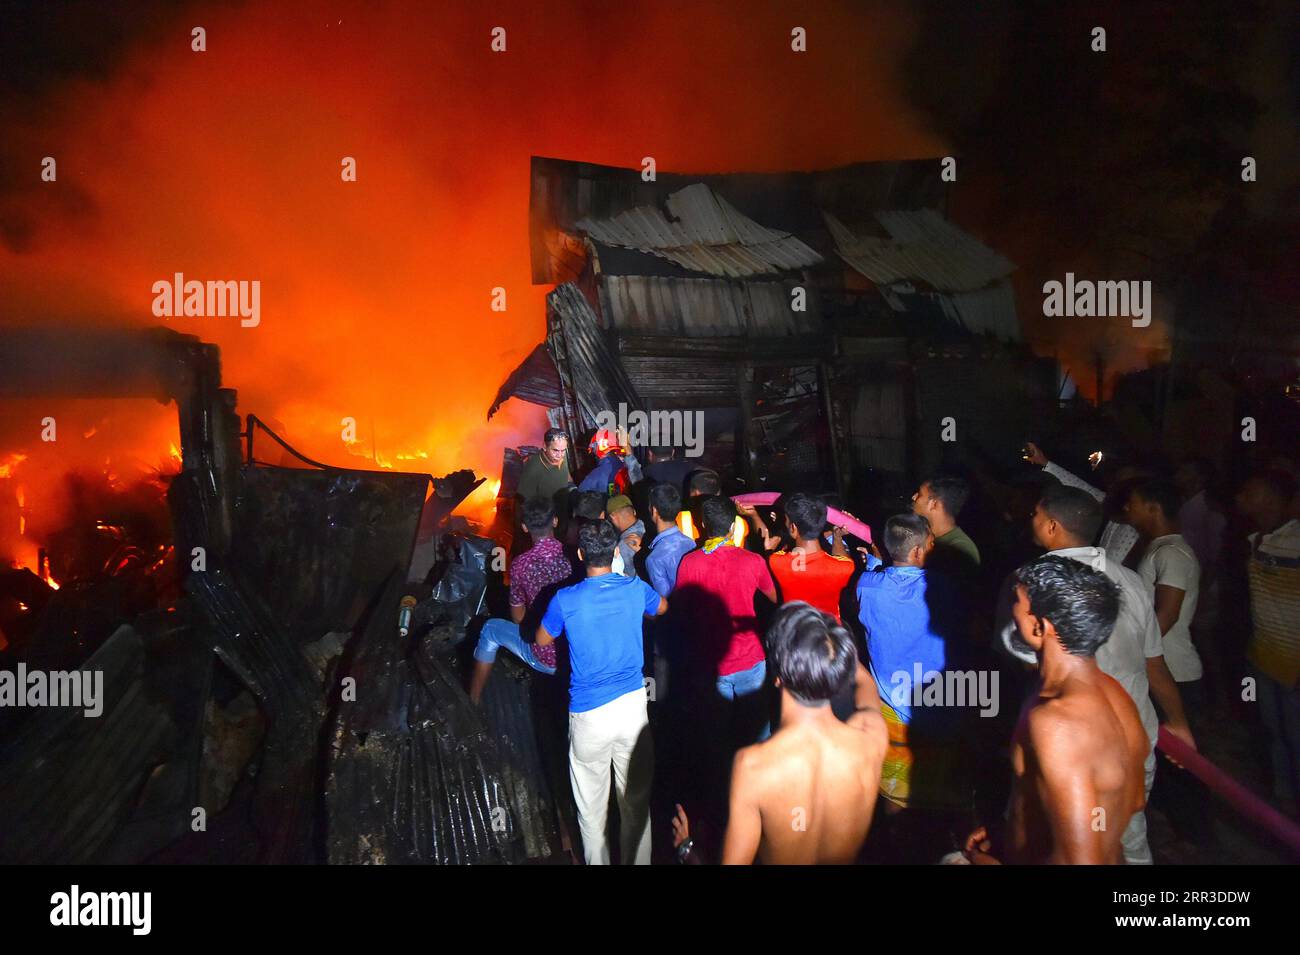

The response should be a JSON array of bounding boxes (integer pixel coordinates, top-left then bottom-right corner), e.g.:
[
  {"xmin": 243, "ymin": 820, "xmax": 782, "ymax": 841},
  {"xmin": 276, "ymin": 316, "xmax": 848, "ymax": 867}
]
[
  {"xmin": 857, "ymin": 513, "xmax": 968, "ymax": 812},
  {"xmin": 538, "ymin": 520, "xmax": 667, "ymax": 865}
]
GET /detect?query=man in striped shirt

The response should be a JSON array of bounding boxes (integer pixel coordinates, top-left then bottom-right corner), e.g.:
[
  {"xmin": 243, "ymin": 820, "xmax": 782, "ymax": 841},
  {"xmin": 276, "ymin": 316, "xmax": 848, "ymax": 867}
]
[{"xmin": 1236, "ymin": 470, "xmax": 1300, "ymax": 812}]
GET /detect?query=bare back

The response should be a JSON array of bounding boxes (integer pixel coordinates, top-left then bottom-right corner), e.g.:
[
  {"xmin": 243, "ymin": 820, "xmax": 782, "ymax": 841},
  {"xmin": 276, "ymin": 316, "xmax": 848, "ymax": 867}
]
[
  {"xmin": 1008, "ymin": 667, "xmax": 1147, "ymax": 864},
  {"xmin": 722, "ymin": 711, "xmax": 886, "ymax": 864}
]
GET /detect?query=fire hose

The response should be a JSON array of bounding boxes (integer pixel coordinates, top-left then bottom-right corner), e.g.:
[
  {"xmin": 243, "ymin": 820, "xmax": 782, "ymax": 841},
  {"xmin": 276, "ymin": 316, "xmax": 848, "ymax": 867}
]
[
  {"xmin": 730, "ymin": 492, "xmax": 873, "ymax": 543},
  {"xmin": 732, "ymin": 492, "xmax": 1298, "ymax": 856},
  {"xmin": 1157, "ymin": 726, "xmax": 1300, "ymax": 858}
]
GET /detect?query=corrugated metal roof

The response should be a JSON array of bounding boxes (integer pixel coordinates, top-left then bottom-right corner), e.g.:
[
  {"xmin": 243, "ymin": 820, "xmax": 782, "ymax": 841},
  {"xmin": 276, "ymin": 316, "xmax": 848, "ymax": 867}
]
[
  {"xmin": 617, "ymin": 355, "xmax": 740, "ymax": 400},
  {"xmin": 577, "ymin": 183, "xmax": 823, "ymax": 279},
  {"xmin": 938, "ymin": 280, "xmax": 1021, "ymax": 341},
  {"xmin": 599, "ymin": 275, "xmax": 821, "ymax": 337},
  {"xmin": 825, "ymin": 209, "xmax": 1015, "ymax": 293},
  {"xmin": 486, "ymin": 342, "xmax": 563, "ymax": 420},
  {"xmin": 546, "ymin": 283, "xmax": 643, "ymax": 430}
]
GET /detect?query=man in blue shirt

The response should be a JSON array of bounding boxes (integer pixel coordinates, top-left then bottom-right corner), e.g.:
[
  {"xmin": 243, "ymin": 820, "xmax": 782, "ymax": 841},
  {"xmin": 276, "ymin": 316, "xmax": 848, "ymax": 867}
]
[
  {"xmin": 538, "ymin": 520, "xmax": 667, "ymax": 865},
  {"xmin": 645, "ymin": 483, "xmax": 695, "ymax": 598},
  {"xmin": 857, "ymin": 513, "xmax": 967, "ymax": 812},
  {"xmin": 644, "ymin": 482, "xmax": 695, "ymax": 707}
]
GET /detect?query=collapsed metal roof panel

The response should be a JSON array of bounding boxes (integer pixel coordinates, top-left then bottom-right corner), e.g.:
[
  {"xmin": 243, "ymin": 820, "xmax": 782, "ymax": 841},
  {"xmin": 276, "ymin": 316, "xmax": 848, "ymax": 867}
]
[
  {"xmin": 825, "ymin": 208, "xmax": 1015, "ymax": 293},
  {"xmin": 939, "ymin": 280, "xmax": 1021, "ymax": 342},
  {"xmin": 578, "ymin": 182, "xmax": 823, "ymax": 279},
  {"xmin": 486, "ymin": 342, "xmax": 563, "ymax": 420},
  {"xmin": 546, "ymin": 283, "xmax": 643, "ymax": 430}
]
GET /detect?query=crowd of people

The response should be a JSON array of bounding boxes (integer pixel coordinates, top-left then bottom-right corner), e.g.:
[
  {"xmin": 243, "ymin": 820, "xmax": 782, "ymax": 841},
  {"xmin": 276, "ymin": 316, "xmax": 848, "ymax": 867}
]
[{"xmin": 466, "ymin": 425, "xmax": 1300, "ymax": 865}]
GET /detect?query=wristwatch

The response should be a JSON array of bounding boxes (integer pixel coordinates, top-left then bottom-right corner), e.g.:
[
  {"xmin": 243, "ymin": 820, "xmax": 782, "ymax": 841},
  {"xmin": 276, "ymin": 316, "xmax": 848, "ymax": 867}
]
[{"xmin": 676, "ymin": 839, "xmax": 694, "ymax": 863}]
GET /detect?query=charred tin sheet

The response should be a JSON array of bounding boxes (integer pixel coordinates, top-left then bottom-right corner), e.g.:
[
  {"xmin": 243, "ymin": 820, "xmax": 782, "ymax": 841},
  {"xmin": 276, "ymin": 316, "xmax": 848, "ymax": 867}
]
[
  {"xmin": 825, "ymin": 208, "xmax": 1016, "ymax": 294},
  {"xmin": 578, "ymin": 183, "xmax": 822, "ymax": 279}
]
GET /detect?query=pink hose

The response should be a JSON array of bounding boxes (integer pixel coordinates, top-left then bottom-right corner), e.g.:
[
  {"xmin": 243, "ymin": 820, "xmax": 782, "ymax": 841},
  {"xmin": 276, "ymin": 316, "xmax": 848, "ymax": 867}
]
[
  {"xmin": 1157, "ymin": 726, "xmax": 1300, "ymax": 858},
  {"xmin": 730, "ymin": 494, "xmax": 1294, "ymax": 855},
  {"xmin": 731, "ymin": 492, "xmax": 872, "ymax": 543}
]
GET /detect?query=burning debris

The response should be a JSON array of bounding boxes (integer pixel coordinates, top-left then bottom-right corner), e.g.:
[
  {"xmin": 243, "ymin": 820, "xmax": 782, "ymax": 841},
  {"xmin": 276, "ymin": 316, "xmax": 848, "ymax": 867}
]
[{"xmin": 0, "ymin": 329, "xmax": 561, "ymax": 864}]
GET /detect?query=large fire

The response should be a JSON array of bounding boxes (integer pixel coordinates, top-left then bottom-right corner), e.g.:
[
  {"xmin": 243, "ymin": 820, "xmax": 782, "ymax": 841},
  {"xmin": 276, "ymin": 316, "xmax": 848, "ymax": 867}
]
[{"xmin": 0, "ymin": 1, "xmax": 943, "ymax": 577}]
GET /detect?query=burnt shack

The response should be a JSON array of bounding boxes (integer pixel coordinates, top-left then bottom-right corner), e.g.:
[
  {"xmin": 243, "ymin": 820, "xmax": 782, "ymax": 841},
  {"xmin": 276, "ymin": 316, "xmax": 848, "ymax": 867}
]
[{"xmin": 490, "ymin": 156, "xmax": 1060, "ymax": 506}]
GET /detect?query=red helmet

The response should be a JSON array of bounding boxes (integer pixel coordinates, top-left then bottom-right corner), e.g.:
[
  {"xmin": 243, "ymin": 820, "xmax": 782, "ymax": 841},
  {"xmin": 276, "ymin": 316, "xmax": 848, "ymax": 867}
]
[{"xmin": 588, "ymin": 428, "xmax": 623, "ymax": 458}]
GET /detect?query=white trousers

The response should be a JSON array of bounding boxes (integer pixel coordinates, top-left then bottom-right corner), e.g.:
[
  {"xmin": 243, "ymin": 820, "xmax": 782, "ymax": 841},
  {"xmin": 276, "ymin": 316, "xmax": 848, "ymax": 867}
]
[
  {"xmin": 1121, "ymin": 753, "xmax": 1157, "ymax": 865},
  {"xmin": 568, "ymin": 687, "xmax": 654, "ymax": 865}
]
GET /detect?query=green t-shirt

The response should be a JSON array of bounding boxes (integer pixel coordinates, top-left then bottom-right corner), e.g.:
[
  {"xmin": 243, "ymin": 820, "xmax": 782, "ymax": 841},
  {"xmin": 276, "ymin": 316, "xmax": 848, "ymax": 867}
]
[
  {"xmin": 517, "ymin": 452, "xmax": 571, "ymax": 503},
  {"xmin": 936, "ymin": 525, "xmax": 981, "ymax": 567}
]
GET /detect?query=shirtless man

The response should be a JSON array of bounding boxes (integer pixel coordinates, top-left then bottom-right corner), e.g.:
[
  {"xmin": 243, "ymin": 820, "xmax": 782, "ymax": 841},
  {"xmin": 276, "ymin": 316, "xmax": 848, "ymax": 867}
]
[
  {"xmin": 673, "ymin": 602, "xmax": 887, "ymax": 864},
  {"xmin": 967, "ymin": 555, "xmax": 1147, "ymax": 864}
]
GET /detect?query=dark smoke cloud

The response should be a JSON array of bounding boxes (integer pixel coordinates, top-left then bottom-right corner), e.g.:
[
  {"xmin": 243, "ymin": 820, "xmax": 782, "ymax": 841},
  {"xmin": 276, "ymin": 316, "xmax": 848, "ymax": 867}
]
[{"xmin": 0, "ymin": 0, "xmax": 228, "ymax": 249}]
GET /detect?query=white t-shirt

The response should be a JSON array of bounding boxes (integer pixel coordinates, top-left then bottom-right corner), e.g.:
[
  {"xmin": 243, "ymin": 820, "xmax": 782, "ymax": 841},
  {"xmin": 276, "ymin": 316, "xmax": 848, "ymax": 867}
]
[
  {"xmin": 1042, "ymin": 462, "xmax": 1139, "ymax": 563},
  {"xmin": 1137, "ymin": 534, "xmax": 1203, "ymax": 682}
]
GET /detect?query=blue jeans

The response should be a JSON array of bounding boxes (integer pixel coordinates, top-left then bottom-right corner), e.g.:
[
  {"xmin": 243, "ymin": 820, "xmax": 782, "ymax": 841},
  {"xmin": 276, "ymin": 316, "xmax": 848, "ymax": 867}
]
[
  {"xmin": 473, "ymin": 618, "xmax": 556, "ymax": 675},
  {"xmin": 716, "ymin": 660, "xmax": 771, "ymax": 743}
]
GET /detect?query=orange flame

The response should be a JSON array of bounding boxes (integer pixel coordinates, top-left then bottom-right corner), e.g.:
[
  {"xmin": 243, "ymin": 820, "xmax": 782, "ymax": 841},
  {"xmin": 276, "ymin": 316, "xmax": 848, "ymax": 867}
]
[{"xmin": 0, "ymin": 2, "xmax": 940, "ymax": 556}]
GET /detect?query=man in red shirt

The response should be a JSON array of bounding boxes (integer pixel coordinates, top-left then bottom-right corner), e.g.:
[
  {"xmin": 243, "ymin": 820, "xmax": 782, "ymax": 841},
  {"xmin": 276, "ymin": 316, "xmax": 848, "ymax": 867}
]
[
  {"xmin": 765, "ymin": 493, "xmax": 855, "ymax": 621},
  {"xmin": 672, "ymin": 495, "xmax": 778, "ymax": 822}
]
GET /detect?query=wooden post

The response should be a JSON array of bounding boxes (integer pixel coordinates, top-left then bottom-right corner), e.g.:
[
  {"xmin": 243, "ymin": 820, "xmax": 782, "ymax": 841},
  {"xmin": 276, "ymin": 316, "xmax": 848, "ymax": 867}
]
[{"xmin": 737, "ymin": 360, "xmax": 755, "ymax": 491}]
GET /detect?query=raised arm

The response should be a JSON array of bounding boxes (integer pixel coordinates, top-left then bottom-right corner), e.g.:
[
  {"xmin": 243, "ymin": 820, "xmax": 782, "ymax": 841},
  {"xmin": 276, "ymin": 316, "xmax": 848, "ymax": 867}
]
[
  {"xmin": 830, "ymin": 524, "xmax": 850, "ymax": 559},
  {"xmin": 735, "ymin": 503, "xmax": 778, "ymax": 552},
  {"xmin": 1027, "ymin": 442, "xmax": 1105, "ymax": 503}
]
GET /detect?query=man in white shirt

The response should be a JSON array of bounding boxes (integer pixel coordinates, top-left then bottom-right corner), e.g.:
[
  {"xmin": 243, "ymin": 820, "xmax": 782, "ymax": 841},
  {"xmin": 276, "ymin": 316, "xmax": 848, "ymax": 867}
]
[
  {"xmin": 1125, "ymin": 479, "xmax": 1204, "ymax": 690},
  {"xmin": 1176, "ymin": 458, "xmax": 1227, "ymax": 698},
  {"xmin": 1023, "ymin": 442, "xmax": 1139, "ymax": 564},
  {"xmin": 996, "ymin": 484, "xmax": 1195, "ymax": 864},
  {"xmin": 1126, "ymin": 477, "xmax": 1209, "ymax": 839}
]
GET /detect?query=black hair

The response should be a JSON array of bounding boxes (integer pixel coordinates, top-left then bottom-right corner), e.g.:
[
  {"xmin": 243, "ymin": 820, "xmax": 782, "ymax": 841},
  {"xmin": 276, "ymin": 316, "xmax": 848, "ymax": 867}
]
[
  {"xmin": 700, "ymin": 494, "xmax": 737, "ymax": 538},
  {"xmin": 1178, "ymin": 456, "xmax": 1216, "ymax": 486},
  {"xmin": 572, "ymin": 490, "xmax": 606, "ymax": 521},
  {"xmin": 650, "ymin": 445, "xmax": 675, "ymax": 458},
  {"xmin": 1038, "ymin": 484, "xmax": 1103, "ymax": 544},
  {"xmin": 648, "ymin": 482, "xmax": 682, "ymax": 522},
  {"xmin": 688, "ymin": 469, "xmax": 721, "ymax": 497},
  {"xmin": 883, "ymin": 513, "xmax": 930, "ymax": 563},
  {"xmin": 784, "ymin": 492, "xmax": 828, "ymax": 539},
  {"xmin": 1013, "ymin": 554, "xmax": 1120, "ymax": 658},
  {"xmin": 1245, "ymin": 468, "xmax": 1298, "ymax": 505},
  {"xmin": 578, "ymin": 520, "xmax": 619, "ymax": 568},
  {"xmin": 543, "ymin": 427, "xmax": 567, "ymax": 446},
  {"xmin": 1130, "ymin": 477, "xmax": 1182, "ymax": 522},
  {"xmin": 766, "ymin": 602, "xmax": 857, "ymax": 707},
  {"xmin": 520, "ymin": 497, "xmax": 556, "ymax": 534},
  {"xmin": 924, "ymin": 475, "xmax": 970, "ymax": 518}
]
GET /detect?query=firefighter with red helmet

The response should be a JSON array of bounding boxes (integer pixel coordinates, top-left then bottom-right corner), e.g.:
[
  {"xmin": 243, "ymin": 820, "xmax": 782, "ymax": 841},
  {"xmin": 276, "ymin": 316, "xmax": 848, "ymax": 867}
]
[{"xmin": 578, "ymin": 427, "xmax": 642, "ymax": 498}]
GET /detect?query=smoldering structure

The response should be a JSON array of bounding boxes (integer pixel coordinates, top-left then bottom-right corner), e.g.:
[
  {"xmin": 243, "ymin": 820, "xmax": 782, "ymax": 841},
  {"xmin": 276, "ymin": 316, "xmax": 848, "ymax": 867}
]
[
  {"xmin": 0, "ymin": 328, "xmax": 567, "ymax": 863},
  {"xmin": 492, "ymin": 157, "xmax": 1050, "ymax": 503}
]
